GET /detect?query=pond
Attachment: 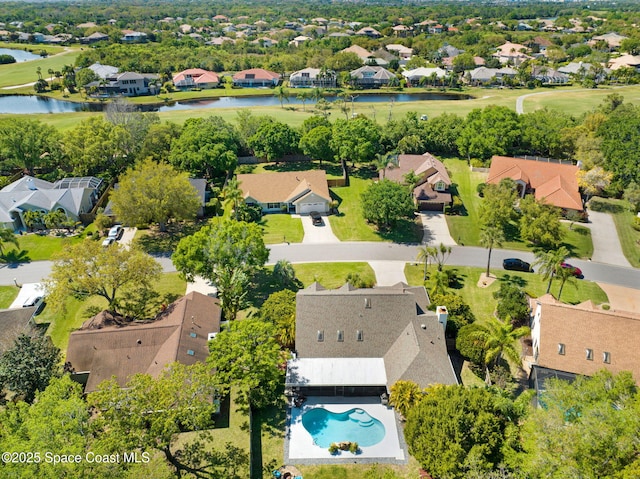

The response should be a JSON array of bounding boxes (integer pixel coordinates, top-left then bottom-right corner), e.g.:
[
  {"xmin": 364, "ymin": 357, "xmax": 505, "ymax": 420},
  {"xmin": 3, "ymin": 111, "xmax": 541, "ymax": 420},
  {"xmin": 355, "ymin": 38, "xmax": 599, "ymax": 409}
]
[
  {"xmin": 0, "ymin": 91, "xmax": 472, "ymax": 115},
  {"xmin": 0, "ymin": 48, "xmax": 42, "ymax": 62}
]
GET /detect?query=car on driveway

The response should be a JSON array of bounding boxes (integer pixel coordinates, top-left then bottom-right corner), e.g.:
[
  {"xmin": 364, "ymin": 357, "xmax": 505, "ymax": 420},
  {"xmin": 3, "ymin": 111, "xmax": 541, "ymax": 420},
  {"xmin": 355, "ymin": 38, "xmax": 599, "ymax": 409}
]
[
  {"xmin": 108, "ymin": 225, "xmax": 123, "ymax": 240},
  {"xmin": 102, "ymin": 237, "xmax": 116, "ymax": 247},
  {"xmin": 502, "ymin": 258, "xmax": 532, "ymax": 272},
  {"xmin": 310, "ymin": 211, "xmax": 323, "ymax": 226},
  {"xmin": 561, "ymin": 262, "xmax": 583, "ymax": 277}
]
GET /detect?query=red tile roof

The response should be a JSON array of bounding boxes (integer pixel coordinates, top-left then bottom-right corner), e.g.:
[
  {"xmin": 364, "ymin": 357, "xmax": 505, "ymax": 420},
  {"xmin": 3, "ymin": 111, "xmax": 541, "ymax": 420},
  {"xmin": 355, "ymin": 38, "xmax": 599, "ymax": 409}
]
[
  {"xmin": 487, "ymin": 156, "xmax": 583, "ymax": 211},
  {"xmin": 173, "ymin": 68, "xmax": 220, "ymax": 85},
  {"xmin": 232, "ymin": 68, "xmax": 280, "ymax": 81}
]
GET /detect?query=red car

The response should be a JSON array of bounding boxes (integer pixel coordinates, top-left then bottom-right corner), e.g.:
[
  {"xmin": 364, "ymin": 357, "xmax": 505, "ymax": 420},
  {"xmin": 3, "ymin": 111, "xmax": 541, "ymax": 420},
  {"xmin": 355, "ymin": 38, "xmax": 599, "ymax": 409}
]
[{"xmin": 561, "ymin": 262, "xmax": 582, "ymax": 277}]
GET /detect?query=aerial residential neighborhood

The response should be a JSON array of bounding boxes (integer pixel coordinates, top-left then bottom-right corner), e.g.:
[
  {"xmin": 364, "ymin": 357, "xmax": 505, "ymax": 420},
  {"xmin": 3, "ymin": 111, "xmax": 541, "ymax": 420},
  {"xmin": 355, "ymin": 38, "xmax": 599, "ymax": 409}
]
[{"xmin": 0, "ymin": 0, "xmax": 639, "ymax": 478}]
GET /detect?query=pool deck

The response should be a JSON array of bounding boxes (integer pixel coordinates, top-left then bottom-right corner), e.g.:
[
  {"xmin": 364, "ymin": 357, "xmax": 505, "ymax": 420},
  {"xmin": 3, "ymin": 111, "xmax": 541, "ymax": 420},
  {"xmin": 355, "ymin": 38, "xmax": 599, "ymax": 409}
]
[{"xmin": 285, "ymin": 396, "xmax": 408, "ymax": 465}]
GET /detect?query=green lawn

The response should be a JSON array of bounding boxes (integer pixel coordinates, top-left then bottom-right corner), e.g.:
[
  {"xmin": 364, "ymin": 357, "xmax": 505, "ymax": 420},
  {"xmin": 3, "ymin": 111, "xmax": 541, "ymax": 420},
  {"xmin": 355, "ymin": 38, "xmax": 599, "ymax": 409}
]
[
  {"xmin": 0, "ymin": 285, "xmax": 20, "ymax": 308},
  {"xmin": 404, "ymin": 264, "xmax": 609, "ymax": 323},
  {"xmin": 590, "ymin": 198, "xmax": 640, "ymax": 268},
  {"xmin": 260, "ymin": 214, "xmax": 303, "ymax": 244},
  {"xmin": 38, "ymin": 272, "xmax": 186, "ymax": 351},
  {"xmin": 0, "ymin": 47, "xmax": 81, "ymax": 88},
  {"xmin": 10, "ymin": 232, "xmax": 85, "ymax": 261},
  {"xmin": 293, "ymin": 262, "xmax": 376, "ymax": 289},
  {"xmin": 443, "ymin": 158, "xmax": 593, "ymax": 258}
]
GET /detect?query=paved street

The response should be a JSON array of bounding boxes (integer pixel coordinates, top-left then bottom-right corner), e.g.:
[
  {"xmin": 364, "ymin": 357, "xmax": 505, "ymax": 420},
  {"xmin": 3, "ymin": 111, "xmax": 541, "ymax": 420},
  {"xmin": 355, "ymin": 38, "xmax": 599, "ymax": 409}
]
[{"xmin": 2, "ymin": 244, "xmax": 638, "ymax": 290}]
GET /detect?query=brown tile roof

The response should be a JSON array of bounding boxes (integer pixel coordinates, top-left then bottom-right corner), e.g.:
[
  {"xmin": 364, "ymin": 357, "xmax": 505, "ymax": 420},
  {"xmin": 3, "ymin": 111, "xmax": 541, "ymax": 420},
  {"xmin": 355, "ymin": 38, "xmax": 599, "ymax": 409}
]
[
  {"xmin": 66, "ymin": 292, "xmax": 221, "ymax": 393},
  {"xmin": 232, "ymin": 68, "xmax": 280, "ymax": 81},
  {"xmin": 0, "ymin": 307, "xmax": 36, "ymax": 355},
  {"xmin": 532, "ymin": 294, "xmax": 640, "ymax": 383},
  {"xmin": 487, "ymin": 156, "xmax": 583, "ymax": 211},
  {"xmin": 383, "ymin": 153, "xmax": 450, "ymax": 185},
  {"xmin": 237, "ymin": 170, "xmax": 331, "ymax": 204}
]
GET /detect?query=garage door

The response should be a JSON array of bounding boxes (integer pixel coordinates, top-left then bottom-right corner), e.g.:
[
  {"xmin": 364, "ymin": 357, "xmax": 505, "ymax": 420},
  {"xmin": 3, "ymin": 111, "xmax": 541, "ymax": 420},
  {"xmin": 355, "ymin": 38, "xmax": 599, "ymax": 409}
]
[{"xmin": 299, "ymin": 202, "xmax": 325, "ymax": 214}]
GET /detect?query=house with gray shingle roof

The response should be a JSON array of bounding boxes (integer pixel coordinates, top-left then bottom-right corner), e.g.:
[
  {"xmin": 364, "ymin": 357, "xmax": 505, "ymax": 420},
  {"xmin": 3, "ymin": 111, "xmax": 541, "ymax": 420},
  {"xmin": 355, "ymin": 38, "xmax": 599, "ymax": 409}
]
[{"xmin": 286, "ymin": 282, "xmax": 457, "ymax": 397}]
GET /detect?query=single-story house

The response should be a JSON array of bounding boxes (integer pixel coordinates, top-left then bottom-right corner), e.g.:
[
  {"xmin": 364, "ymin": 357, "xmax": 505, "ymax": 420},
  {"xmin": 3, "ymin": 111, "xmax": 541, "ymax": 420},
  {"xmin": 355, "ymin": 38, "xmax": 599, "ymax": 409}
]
[
  {"xmin": 608, "ymin": 54, "xmax": 640, "ymax": 71},
  {"xmin": 386, "ymin": 44, "xmax": 413, "ymax": 59},
  {"xmin": 173, "ymin": 68, "xmax": 220, "ymax": 89},
  {"xmin": 591, "ymin": 32, "xmax": 628, "ymax": 50},
  {"xmin": 529, "ymin": 294, "xmax": 640, "ymax": 398},
  {"xmin": 80, "ymin": 31, "xmax": 110, "ymax": 44},
  {"xmin": 66, "ymin": 292, "xmax": 221, "ymax": 393},
  {"xmin": 350, "ymin": 65, "xmax": 395, "ymax": 88},
  {"xmin": 0, "ymin": 176, "xmax": 103, "ymax": 231},
  {"xmin": 355, "ymin": 26, "xmax": 381, "ymax": 38},
  {"xmin": 232, "ymin": 68, "xmax": 280, "ymax": 87},
  {"xmin": 289, "ymin": 68, "xmax": 336, "ymax": 88},
  {"xmin": 120, "ymin": 30, "xmax": 147, "ymax": 43},
  {"xmin": 531, "ymin": 66, "xmax": 569, "ymax": 84},
  {"xmin": 87, "ymin": 62, "xmax": 119, "ymax": 79},
  {"xmin": 382, "ymin": 153, "xmax": 452, "ymax": 211},
  {"xmin": 286, "ymin": 282, "xmax": 457, "ymax": 397},
  {"xmin": 237, "ymin": 170, "xmax": 331, "ymax": 214},
  {"xmin": 493, "ymin": 41, "xmax": 532, "ymax": 66},
  {"xmin": 487, "ymin": 156, "xmax": 583, "ymax": 212},
  {"xmin": 402, "ymin": 67, "xmax": 447, "ymax": 86},
  {"xmin": 341, "ymin": 44, "xmax": 374, "ymax": 64}
]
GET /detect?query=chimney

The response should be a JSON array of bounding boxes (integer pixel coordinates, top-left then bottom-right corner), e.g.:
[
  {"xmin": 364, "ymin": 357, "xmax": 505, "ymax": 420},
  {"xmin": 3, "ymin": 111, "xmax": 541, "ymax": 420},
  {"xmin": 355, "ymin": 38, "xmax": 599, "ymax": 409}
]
[{"xmin": 436, "ymin": 305, "xmax": 448, "ymax": 331}]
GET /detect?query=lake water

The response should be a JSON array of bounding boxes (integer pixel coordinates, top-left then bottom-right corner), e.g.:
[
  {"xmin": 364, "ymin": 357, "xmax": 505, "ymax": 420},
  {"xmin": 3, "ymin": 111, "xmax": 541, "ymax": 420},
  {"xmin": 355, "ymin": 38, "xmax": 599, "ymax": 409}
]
[
  {"xmin": 0, "ymin": 91, "xmax": 471, "ymax": 114},
  {"xmin": 0, "ymin": 48, "xmax": 42, "ymax": 62}
]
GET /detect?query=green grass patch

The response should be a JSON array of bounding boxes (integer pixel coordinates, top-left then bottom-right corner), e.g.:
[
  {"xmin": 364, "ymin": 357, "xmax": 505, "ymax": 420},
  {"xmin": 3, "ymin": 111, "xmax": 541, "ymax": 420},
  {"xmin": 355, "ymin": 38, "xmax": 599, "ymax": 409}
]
[
  {"xmin": 134, "ymin": 221, "xmax": 209, "ymax": 254},
  {"xmin": 260, "ymin": 214, "xmax": 303, "ymax": 244},
  {"xmin": 38, "ymin": 272, "xmax": 186, "ymax": 351},
  {"xmin": 10, "ymin": 232, "xmax": 85, "ymax": 261},
  {"xmin": 300, "ymin": 462, "xmax": 422, "ymax": 479},
  {"xmin": 0, "ymin": 285, "xmax": 20, "ymax": 308},
  {"xmin": 0, "ymin": 47, "xmax": 82, "ymax": 88},
  {"xmin": 293, "ymin": 262, "xmax": 375, "ymax": 289},
  {"xmin": 250, "ymin": 160, "xmax": 345, "ymax": 179},
  {"xmin": 404, "ymin": 264, "xmax": 608, "ymax": 323},
  {"xmin": 591, "ymin": 197, "xmax": 640, "ymax": 268}
]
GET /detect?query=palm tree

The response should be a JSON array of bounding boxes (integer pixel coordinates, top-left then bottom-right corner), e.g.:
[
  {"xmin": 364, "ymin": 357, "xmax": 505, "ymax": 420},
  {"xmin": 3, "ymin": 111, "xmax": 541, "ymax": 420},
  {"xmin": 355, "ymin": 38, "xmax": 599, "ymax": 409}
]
[
  {"xmin": 534, "ymin": 246, "xmax": 569, "ymax": 294},
  {"xmin": 297, "ymin": 90, "xmax": 311, "ymax": 112},
  {"xmin": 273, "ymin": 259, "xmax": 297, "ymax": 287},
  {"xmin": 416, "ymin": 245, "xmax": 435, "ymax": 281},
  {"xmin": 0, "ymin": 228, "xmax": 19, "ymax": 257},
  {"xmin": 389, "ymin": 380, "xmax": 422, "ymax": 419},
  {"xmin": 555, "ymin": 264, "xmax": 577, "ymax": 301},
  {"xmin": 374, "ymin": 153, "xmax": 392, "ymax": 179},
  {"xmin": 429, "ymin": 269, "xmax": 449, "ymax": 297},
  {"xmin": 223, "ymin": 177, "xmax": 243, "ymax": 220},
  {"xmin": 276, "ymin": 85, "xmax": 289, "ymax": 108},
  {"xmin": 479, "ymin": 225, "xmax": 505, "ymax": 277},
  {"xmin": 277, "ymin": 312, "xmax": 296, "ymax": 350}
]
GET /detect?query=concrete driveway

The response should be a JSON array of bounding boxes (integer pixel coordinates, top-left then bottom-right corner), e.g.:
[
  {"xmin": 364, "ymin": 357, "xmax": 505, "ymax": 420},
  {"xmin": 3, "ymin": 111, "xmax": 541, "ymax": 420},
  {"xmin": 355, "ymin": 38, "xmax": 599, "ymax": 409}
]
[
  {"xmin": 298, "ymin": 214, "xmax": 340, "ymax": 244},
  {"xmin": 118, "ymin": 227, "xmax": 137, "ymax": 249},
  {"xmin": 368, "ymin": 261, "xmax": 408, "ymax": 286},
  {"xmin": 584, "ymin": 210, "xmax": 631, "ymax": 267},
  {"xmin": 419, "ymin": 212, "xmax": 456, "ymax": 246}
]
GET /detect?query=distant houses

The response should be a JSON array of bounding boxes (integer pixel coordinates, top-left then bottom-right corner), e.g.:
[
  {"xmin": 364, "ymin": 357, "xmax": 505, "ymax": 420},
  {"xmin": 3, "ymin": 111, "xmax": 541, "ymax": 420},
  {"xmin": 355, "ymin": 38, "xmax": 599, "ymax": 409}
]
[
  {"xmin": 289, "ymin": 68, "xmax": 336, "ymax": 88},
  {"xmin": 172, "ymin": 68, "xmax": 220, "ymax": 89},
  {"xmin": 85, "ymin": 71, "xmax": 159, "ymax": 97},
  {"xmin": 232, "ymin": 68, "xmax": 281, "ymax": 87}
]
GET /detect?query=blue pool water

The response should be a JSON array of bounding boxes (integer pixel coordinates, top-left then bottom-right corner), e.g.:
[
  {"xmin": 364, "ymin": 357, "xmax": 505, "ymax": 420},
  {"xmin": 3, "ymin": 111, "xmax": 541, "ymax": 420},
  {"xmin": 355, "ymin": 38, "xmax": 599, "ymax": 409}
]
[{"xmin": 301, "ymin": 407, "xmax": 385, "ymax": 448}]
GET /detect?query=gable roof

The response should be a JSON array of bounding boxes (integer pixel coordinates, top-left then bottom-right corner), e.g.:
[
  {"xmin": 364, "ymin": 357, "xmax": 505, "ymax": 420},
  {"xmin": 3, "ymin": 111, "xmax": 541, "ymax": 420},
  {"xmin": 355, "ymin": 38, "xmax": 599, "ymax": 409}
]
[
  {"xmin": 487, "ymin": 156, "xmax": 582, "ymax": 211},
  {"xmin": 66, "ymin": 292, "xmax": 221, "ymax": 393},
  {"xmin": 237, "ymin": 170, "xmax": 330, "ymax": 204},
  {"xmin": 532, "ymin": 294, "xmax": 640, "ymax": 383},
  {"xmin": 341, "ymin": 44, "xmax": 372, "ymax": 60},
  {"xmin": 382, "ymin": 153, "xmax": 451, "ymax": 187},
  {"xmin": 350, "ymin": 65, "xmax": 395, "ymax": 80},
  {"xmin": 294, "ymin": 283, "xmax": 457, "ymax": 388}
]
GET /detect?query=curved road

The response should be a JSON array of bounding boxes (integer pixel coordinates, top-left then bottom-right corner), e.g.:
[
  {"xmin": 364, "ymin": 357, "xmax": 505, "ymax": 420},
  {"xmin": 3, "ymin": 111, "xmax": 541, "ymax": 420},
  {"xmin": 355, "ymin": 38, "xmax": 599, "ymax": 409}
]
[{"xmin": 2, "ymin": 244, "xmax": 638, "ymax": 290}]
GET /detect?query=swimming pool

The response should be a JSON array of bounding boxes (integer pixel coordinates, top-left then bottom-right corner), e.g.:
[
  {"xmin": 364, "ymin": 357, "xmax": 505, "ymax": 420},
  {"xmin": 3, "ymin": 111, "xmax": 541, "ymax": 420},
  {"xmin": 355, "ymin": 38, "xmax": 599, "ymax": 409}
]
[{"xmin": 301, "ymin": 407, "xmax": 386, "ymax": 448}]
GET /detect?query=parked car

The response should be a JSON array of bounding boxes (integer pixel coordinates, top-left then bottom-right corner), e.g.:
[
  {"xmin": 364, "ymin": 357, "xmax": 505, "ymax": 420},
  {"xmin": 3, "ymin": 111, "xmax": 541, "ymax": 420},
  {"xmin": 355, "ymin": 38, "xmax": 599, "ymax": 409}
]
[
  {"xmin": 108, "ymin": 225, "xmax": 123, "ymax": 240},
  {"xmin": 102, "ymin": 237, "xmax": 116, "ymax": 247},
  {"xmin": 561, "ymin": 262, "xmax": 583, "ymax": 277},
  {"xmin": 502, "ymin": 258, "xmax": 531, "ymax": 272},
  {"xmin": 310, "ymin": 211, "xmax": 323, "ymax": 226},
  {"xmin": 23, "ymin": 295, "xmax": 44, "ymax": 315}
]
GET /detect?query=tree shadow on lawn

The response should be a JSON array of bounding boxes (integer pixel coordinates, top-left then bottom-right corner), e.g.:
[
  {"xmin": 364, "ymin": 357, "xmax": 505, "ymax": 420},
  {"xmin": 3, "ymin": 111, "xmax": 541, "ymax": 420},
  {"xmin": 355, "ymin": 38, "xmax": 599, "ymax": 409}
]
[
  {"xmin": 375, "ymin": 217, "xmax": 423, "ymax": 244},
  {"xmin": 0, "ymin": 249, "xmax": 31, "ymax": 265},
  {"xmin": 504, "ymin": 221, "xmax": 521, "ymax": 242},
  {"xmin": 246, "ymin": 269, "xmax": 282, "ymax": 310},
  {"xmin": 135, "ymin": 221, "xmax": 207, "ymax": 254},
  {"xmin": 497, "ymin": 273, "xmax": 528, "ymax": 288},
  {"xmin": 263, "ymin": 161, "xmax": 376, "ymax": 180},
  {"xmin": 449, "ymin": 184, "xmax": 468, "ymax": 216}
]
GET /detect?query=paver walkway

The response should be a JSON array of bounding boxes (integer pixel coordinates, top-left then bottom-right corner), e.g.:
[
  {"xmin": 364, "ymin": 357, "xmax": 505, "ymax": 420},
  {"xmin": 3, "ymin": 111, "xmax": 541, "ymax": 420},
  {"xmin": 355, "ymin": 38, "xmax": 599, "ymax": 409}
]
[
  {"xmin": 368, "ymin": 261, "xmax": 408, "ymax": 286},
  {"xmin": 297, "ymin": 214, "xmax": 340, "ymax": 244},
  {"xmin": 419, "ymin": 212, "xmax": 456, "ymax": 246},
  {"xmin": 584, "ymin": 210, "xmax": 631, "ymax": 267}
]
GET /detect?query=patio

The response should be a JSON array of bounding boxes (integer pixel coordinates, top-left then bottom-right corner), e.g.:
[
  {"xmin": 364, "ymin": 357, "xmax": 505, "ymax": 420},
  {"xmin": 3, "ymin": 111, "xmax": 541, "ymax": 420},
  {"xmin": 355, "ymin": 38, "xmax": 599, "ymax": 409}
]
[{"xmin": 285, "ymin": 396, "xmax": 407, "ymax": 465}]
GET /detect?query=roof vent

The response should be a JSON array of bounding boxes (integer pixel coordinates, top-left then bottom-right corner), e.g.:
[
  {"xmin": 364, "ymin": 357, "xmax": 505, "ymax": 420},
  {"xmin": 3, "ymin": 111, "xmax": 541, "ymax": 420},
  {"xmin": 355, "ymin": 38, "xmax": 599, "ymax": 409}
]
[
  {"xmin": 137, "ymin": 339, "xmax": 142, "ymax": 345},
  {"xmin": 27, "ymin": 178, "xmax": 37, "ymax": 190},
  {"xmin": 421, "ymin": 324, "xmax": 427, "ymax": 330}
]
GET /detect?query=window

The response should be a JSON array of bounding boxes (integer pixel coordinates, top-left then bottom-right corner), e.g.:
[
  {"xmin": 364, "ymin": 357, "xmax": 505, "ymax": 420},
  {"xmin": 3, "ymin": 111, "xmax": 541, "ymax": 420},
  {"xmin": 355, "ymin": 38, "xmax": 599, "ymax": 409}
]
[
  {"xmin": 557, "ymin": 343, "xmax": 565, "ymax": 355},
  {"xmin": 337, "ymin": 330, "xmax": 343, "ymax": 342},
  {"xmin": 246, "ymin": 73, "xmax": 255, "ymax": 79},
  {"xmin": 356, "ymin": 330, "xmax": 363, "ymax": 341},
  {"xmin": 586, "ymin": 348, "xmax": 593, "ymax": 360},
  {"xmin": 267, "ymin": 202, "xmax": 280, "ymax": 209},
  {"xmin": 317, "ymin": 330, "xmax": 324, "ymax": 342},
  {"xmin": 302, "ymin": 72, "xmax": 310, "ymax": 78},
  {"xmin": 435, "ymin": 181, "xmax": 446, "ymax": 192},
  {"xmin": 187, "ymin": 349, "xmax": 195, "ymax": 356},
  {"xmin": 190, "ymin": 332, "xmax": 197, "ymax": 338},
  {"xmin": 603, "ymin": 351, "xmax": 611, "ymax": 364}
]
